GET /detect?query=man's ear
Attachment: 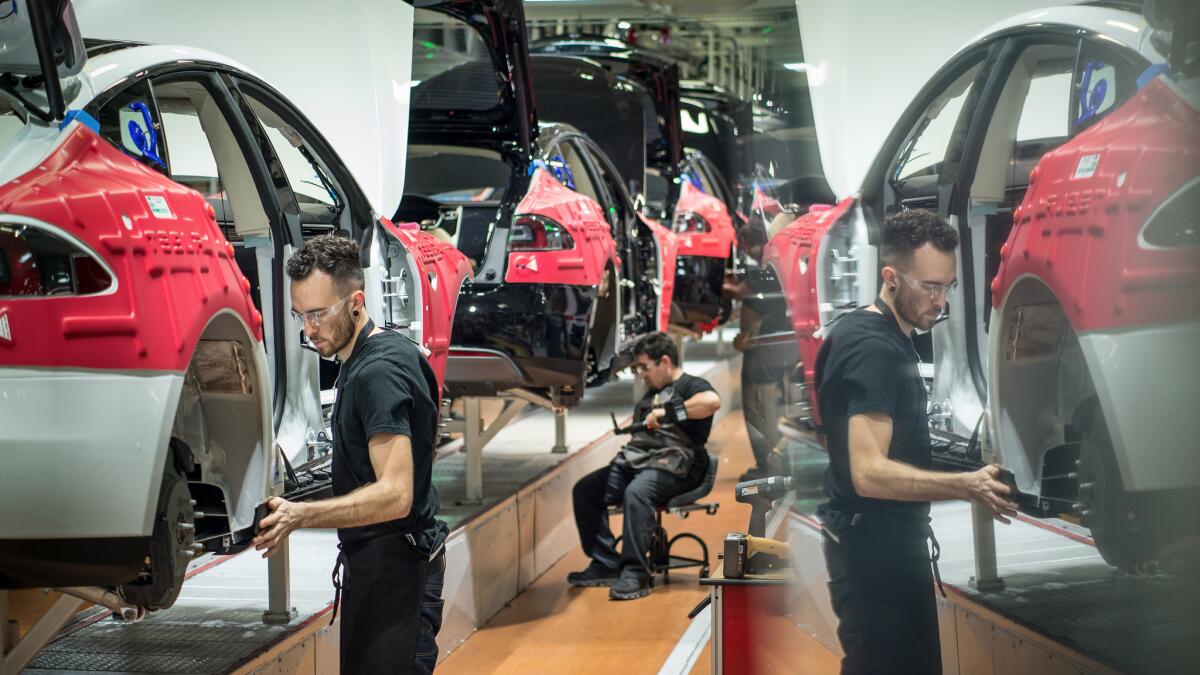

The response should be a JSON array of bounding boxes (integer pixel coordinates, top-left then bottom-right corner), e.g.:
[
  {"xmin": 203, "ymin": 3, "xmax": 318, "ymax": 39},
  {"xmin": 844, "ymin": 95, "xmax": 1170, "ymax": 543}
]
[{"xmin": 881, "ymin": 266, "xmax": 898, "ymax": 288}]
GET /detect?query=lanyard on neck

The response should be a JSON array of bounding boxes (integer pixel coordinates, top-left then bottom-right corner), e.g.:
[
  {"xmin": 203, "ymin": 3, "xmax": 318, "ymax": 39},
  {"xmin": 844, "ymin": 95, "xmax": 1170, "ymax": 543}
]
[{"xmin": 873, "ymin": 296, "xmax": 910, "ymax": 340}]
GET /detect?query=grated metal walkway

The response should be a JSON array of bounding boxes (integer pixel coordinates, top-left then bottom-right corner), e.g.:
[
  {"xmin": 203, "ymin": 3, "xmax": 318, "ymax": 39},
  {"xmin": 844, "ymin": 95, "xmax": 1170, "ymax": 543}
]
[{"xmin": 783, "ymin": 434, "xmax": 1200, "ymax": 675}]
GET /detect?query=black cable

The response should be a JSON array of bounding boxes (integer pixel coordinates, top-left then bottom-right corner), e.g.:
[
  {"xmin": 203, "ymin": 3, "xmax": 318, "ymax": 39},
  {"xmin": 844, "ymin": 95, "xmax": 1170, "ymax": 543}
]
[{"xmin": 0, "ymin": 75, "xmax": 52, "ymax": 123}]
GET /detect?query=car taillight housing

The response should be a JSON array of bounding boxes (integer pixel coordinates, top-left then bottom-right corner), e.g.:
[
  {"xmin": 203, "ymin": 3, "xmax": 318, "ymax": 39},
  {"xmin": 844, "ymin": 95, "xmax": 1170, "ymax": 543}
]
[
  {"xmin": 673, "ymin": 211, "xmax": 710, "ymax": 234},
  {"xmin": 508, "ymin": 215, "xmax": 575, "ymax": 252},
  {"xmin": 1140, "ymin": 177, "xmax": 1200, "ymax": 249},
  {"xmin": 0, "ymin": 215, "xmax": 114, "ymax": 298}
]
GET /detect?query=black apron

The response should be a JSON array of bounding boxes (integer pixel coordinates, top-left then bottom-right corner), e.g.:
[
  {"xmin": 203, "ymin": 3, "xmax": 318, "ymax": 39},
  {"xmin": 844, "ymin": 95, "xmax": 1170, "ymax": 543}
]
[
  {"xmin": 818, "ymin": 298, "xmax": 946, "ymax": 674},
  {"xmin": 327, "ymin": 321, "xmax": 433, "ymax": 675}
]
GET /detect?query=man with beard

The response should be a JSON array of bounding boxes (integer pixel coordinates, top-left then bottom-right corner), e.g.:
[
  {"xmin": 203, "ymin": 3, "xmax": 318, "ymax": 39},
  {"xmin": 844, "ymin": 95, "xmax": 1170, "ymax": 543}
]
[
  {"xmin": 814, "ymin": 209, "xmax": 1016, "ymax": 674},
  {"xmin": 568, "ymin": 332, "xmax": 721, "ymax": 600},
  {"xmin": 252, "ymin": 236, "xmax": 446, "ymax": 674}
]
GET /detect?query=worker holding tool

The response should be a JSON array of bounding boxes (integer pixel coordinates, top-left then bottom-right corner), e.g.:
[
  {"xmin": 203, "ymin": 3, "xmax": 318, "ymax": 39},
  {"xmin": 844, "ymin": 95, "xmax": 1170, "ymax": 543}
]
[
  {"xmin": 815, "ymin": 210, "xmax": 1017, "ymax": 674},
  {"xmin": 569, "ymin": 332, "xmax": 721, "ymax": 600},
  {"xmin": 251, "ymin": 236, "xmax": 447, "ymax": 674}
]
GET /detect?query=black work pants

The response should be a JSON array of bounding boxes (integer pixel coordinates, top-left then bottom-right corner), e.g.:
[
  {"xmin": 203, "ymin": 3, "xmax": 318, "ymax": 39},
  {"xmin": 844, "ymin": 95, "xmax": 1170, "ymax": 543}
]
[
  {"xmin": 414, "ymin": 550, "xmax": 446, "ymax": 674},
  {"xmin": 572, "ymin": 463, "xmax": 695, "ymax": 577},
  {"xmin": 823, "ymin": 521, "xmax": 941, "ymax": 674},
  {"xmin": 339, "ymin": 534, "xmax": 429, "ymax": 674}
]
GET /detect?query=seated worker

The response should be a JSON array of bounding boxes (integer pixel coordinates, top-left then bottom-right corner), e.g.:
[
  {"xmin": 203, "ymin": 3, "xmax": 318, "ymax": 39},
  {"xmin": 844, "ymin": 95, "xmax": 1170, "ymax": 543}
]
[{"xmin": 569, "ymin": 332, "xmax": 721, "ymax": 600}]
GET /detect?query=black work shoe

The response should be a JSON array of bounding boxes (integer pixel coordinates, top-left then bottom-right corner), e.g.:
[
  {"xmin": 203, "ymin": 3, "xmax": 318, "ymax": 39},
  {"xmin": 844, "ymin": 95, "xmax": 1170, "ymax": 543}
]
[
  {"xmin": 567, "ymin": 561, "xmax": 620, "ymax": 587},
  {"xmin": 608, "ymin": 574, "xmax": 651, "ymax": 600}
]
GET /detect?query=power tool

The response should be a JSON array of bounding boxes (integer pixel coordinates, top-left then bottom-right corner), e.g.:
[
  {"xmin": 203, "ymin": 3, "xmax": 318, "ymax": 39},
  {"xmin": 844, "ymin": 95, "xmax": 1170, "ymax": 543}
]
[
  {"xmin": 735, "ymin": 474, "xmax": 794, "ymax": 537},
  {"xmin": 610, "ymin": 412, "xmax": 647, "ymax": 435},
  {"xmin": 723, "ymin": 533, "xmax": 791, "ymax": 579},
  {"xmin": 718, "ymin": 475, "xmax": 796, "ymax": 579}
]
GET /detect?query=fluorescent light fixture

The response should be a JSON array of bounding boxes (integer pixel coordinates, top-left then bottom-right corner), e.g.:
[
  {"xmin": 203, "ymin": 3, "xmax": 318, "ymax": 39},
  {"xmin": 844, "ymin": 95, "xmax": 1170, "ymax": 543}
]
[
  {"xmin": 617, "ymin": 20, "xmax": 631, "ymax": 30},
  {"xmin": 784, "ymin": 62, "xmax": 810, "ymax": 72}
]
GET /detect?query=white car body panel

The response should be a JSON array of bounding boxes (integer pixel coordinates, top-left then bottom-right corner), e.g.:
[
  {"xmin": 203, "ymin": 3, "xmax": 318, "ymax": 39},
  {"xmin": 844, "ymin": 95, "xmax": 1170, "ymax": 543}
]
[
  {"xmin": 73, "ymin": 0, "xmax": 415, "ymax": 218},
  {"xmin": 794, "ymin": 2, "xmax": 1162, "ymax": 199},
  {"xmin": 0, "ymin": 368, "xmax": 182, "ymax": 538},
  {"xmin": 1077, "ymin": 323, "xmax": 1200, "ymax": 493}
]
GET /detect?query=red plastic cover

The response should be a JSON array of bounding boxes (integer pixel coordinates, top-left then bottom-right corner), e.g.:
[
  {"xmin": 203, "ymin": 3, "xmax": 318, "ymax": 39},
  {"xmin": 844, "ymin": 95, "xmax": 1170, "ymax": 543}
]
[
  {"xmin": 674, "ymin": 180, "xmax": 736, "ymax": 259},
  {"xmin": 993, "ymin": 77, "xmax": 1200, "ymax": 332},
  {"xmin": 0, "ymin": 125, "xmax": 261, "ymax": 371},
  {"xmin": 505, "ymin": 167, "xmax": 618, "ymax": 286},
  {"xmin": 379, "ymin": 219, "xmax": 472, "ymax": 392}
]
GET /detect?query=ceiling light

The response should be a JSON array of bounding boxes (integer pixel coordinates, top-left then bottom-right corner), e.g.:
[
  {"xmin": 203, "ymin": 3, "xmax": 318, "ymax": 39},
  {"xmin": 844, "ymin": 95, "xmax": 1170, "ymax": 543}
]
[{"xmin": 784, "ymin": 62, "xmax": 810, "ymax": 72}]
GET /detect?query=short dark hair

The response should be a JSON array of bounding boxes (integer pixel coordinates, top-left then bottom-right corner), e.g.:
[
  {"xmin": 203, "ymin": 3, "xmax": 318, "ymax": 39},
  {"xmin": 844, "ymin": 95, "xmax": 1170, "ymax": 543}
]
[
  {"xmin": 286, "ymin": 235, "xmax": 364, "ymax": 295},
  {"xmin": 633, "ymin": 331, "xmax": 679, "ymax": 367},
  {"xmin": 879, "ymin": 209, "xmax": 959, "ymax": 269}
]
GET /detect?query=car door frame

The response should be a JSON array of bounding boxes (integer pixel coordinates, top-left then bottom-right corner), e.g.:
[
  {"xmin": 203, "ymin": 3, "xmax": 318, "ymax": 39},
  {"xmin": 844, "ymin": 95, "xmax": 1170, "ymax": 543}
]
[
  {"xmin": 947, "ymin": 28, "xmax": 1085, "ymax": 401},
  {"xmin": 88, "ymin": 65, "xmax": 294, "ymax": 430}
]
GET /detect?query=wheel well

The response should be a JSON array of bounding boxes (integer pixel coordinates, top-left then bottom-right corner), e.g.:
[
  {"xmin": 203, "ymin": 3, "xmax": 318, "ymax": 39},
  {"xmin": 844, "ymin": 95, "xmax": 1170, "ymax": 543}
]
[
  {"xmin": 992, "ymin": 277, "xmax": 1097, "ymax": 500},
  {"xmin": 172, "ymin": 310, "xmax": 271, "ymax": 550}
]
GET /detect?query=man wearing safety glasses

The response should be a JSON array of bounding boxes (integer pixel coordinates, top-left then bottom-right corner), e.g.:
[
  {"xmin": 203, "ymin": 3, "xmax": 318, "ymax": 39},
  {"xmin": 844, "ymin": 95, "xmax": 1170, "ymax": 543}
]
[
  {"xmin": 814, "ymin": 209, "xmax": 1017, "ymax": 674},
  {"xmin": 251, "ymin": 236, "xmax": 446, "ymax": 674}
]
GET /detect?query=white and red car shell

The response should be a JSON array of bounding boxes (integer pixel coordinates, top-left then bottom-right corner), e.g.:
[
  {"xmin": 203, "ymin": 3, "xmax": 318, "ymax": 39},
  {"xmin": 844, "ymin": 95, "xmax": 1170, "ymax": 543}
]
[{"xmin": 0, "ymin": 45, "xmax": 468, "ymax": 544}]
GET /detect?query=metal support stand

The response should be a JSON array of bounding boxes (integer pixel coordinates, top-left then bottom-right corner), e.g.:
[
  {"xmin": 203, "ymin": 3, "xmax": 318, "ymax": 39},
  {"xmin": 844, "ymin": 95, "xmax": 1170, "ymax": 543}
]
[
  {"xmin": 552, "ymin": 408, "xmax": 569, "ymax": 454},
  {"xmin": 445, "ymin": 390, "xmax": 566, "ymax": 503},
  {"xmin": 1, "ymin": 590, "xmax": 84, "ymax": 675},
  {"xmin": 263, "ymin": 539, "xmax": 297, "ymax": 625},
  {"xmin": 968, "ymin": 501, "xmax": 1006, "ymax": 593}
]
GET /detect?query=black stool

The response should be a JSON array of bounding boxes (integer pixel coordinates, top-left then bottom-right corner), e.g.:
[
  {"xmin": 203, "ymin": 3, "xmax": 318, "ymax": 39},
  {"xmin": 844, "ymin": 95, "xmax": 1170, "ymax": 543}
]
[{"xmin": 611, "ymin": 458, "xmax": 719, "ymax": 581}]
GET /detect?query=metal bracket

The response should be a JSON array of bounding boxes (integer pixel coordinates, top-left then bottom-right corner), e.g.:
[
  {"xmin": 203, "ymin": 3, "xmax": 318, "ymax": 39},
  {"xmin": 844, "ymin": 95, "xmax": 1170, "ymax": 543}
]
[
  {"xmin": 444, "ymin": 390, "xmax": 569, "ymax": 503},
  {"xmin": 1, "ymin": 590, "xmax": 84, "ymax": 674},
  {"xmin": 968, "ymin": 501, "xmax": 1006, "ymax": 593}
]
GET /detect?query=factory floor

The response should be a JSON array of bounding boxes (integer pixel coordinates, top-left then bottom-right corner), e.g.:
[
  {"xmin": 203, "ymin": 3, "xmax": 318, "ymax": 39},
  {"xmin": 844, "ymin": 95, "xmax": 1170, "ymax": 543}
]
[{"xmin": 438, "ymin": 410, "xmax": 841, "ymax": 674}]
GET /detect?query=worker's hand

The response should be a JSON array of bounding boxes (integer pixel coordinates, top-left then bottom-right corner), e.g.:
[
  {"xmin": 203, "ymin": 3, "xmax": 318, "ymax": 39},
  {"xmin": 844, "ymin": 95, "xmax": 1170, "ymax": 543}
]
[
  {"xmin": 644, "ymin": 407, "xmax": 666, "ymax": 430},
  {"xmin": 962, "ymin": 464, "xmax": 1018, "ymax": 524},
  {"xmin": 732, "ymin": 332, "xmax": 748, "ymax": 352},
  {"xmin": 252, "ymin": 497, "xmax": 306, "ymax": 558}
]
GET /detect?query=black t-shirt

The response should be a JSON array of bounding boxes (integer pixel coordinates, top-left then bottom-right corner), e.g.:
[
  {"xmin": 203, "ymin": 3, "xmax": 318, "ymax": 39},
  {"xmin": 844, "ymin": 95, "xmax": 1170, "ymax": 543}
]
[
  {"xmin": 814, "ymin": 307, "xmax": 931, "ymax": 522},
  {"xmin": 332, "ymin": 325, "xmax": 441, "ymax": 547},
  {"xmin": 630, "ymin": 372, "xmax": 717, "ymax": 483}
]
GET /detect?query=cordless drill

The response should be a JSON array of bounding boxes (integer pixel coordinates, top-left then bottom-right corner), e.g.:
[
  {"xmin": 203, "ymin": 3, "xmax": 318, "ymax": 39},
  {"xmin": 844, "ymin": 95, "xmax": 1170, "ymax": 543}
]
[
  {"xmin": 735, "ymin": 474, "xmax": 794, "ymax": 538},
  {"xmin": 722, "ymin": 475, "xmax": 795, "ymax": 578}
]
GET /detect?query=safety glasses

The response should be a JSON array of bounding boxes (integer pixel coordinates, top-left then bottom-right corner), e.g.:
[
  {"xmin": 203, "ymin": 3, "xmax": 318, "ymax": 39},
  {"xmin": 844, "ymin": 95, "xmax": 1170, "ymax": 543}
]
[{"xmin": 290, "ymin": 294, "xmax": 354, "ymax": 328}]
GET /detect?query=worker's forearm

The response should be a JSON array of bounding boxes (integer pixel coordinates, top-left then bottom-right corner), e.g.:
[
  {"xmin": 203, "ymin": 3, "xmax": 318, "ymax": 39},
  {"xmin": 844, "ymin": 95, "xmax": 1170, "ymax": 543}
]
[
  {"xmin": 853, "ymin": 457, "xmax": 967, "ymax": 503},
  {"xmin": 678, "ymin": 391, "xmax": 721, "ymax": 420},
  {"xmin": 299, "ymin": 481, "xmax": 412, "ymax": 529}
]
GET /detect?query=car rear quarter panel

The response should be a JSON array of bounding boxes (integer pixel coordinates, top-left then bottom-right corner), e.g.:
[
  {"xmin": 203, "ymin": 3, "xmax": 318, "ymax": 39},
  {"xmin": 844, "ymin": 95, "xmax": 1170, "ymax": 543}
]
[
  {"xmin": 762, "ymin": 197, "xmax": 858, "ymax": 423},
  {"xmin": 505, "ymin": 167, "xmax": 618, "ymax": 286},
  {"xmin": 380, "ymin": 219, "xmax": 473, "ymax": 393},
  {"xmin": 675, "ymin": 180, "xmax": 736, "ymax": 258}
]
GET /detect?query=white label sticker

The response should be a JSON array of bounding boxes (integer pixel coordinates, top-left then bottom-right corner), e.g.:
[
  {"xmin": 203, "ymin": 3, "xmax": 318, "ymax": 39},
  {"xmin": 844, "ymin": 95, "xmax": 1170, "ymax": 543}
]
[
  {"xmin": 1074, "ymin": 154, "xmax": 1100, "ymax": 180},
  {"xmin": 145, "ymin": 195, "xmax": 175, "ymax": 219}
]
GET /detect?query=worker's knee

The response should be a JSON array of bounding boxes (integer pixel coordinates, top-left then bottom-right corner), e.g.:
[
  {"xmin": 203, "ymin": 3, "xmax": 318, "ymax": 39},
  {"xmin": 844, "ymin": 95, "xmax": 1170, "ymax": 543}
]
[{"xmin": 622, "ymin": 484, "xmax": 655, "ymax": 509}]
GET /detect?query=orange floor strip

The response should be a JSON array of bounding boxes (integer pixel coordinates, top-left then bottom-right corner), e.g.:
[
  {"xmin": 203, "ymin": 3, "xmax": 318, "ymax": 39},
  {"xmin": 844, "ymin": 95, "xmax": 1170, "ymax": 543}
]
[{"xmin": 439, "ymin": 411, "xmax": 841, "ymax": 674}]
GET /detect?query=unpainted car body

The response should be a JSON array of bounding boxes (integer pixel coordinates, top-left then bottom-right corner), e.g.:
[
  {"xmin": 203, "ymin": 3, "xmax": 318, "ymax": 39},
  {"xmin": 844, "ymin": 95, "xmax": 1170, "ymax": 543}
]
[{"xmin": 0, "ymin": 8, "xmax": 468, "ymax": 610}]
